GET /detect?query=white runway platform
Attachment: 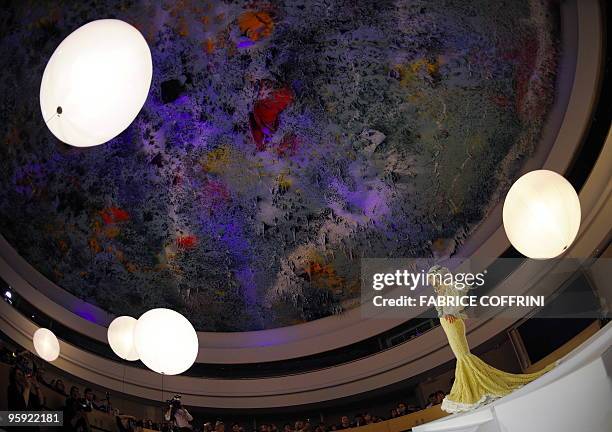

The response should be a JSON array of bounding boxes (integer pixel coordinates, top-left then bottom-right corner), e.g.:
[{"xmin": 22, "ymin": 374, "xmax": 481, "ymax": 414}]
[{"xmin": 414, "ymin": 322, "xmax": 612, "ymax": 432}]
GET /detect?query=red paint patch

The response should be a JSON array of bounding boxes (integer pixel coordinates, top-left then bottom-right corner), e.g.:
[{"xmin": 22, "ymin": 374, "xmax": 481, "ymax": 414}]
[
  {"xmin": 177, "ymin": 235, "xmax": 198, "ymax": 250},
  {"xmin": 276, "ymin": 132, "xmax": 300, "ymax": 157},
  {"xmin": 250, "ymin": 86, "xmax": 294, "ymax": 150},
  {"xmin": 100, "ymin": 207, "xmax": 130, "ymax": 225},
  {"xmin": 503, "ymin": 36, "xmax": 539, "ymax": 120}
]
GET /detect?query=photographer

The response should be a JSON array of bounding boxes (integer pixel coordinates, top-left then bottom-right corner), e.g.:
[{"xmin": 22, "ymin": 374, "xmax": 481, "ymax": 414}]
[
  {"xmin": 64, "ymin": 386, "xmax": 90, "ymax": 432},
  {"xmin": 164, "ymin": 395, "xmax": 193, "ymax": 432},
  {"xmin": 6, "ymin": 365, "xmax": 44, "ymax": 432}
]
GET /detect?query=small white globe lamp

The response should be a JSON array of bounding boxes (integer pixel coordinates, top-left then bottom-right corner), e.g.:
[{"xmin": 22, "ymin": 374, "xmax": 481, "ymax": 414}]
[
  {"xmin": 107, "ymin": 316, "xmax": 139, "ymax": 361},
  {"xmin": 134, "ymin": 308, "xmax": 198, "ymax": 375},
  {"xmin": 40, "ymin": 19, "xmax": 152, "ymax": 147},
  {"xmin": 33, "ymin": 328, "xmax": 60, "ymax": 362},
  {"xmin": 503, "ymin": 170, "xmax": 581, "ymax": 259}
]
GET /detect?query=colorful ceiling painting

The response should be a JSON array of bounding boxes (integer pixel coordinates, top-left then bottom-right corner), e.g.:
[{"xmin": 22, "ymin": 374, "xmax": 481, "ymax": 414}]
[{"xmin": 0, "ymin": 1, "xmax": 560, "ymax": 331}]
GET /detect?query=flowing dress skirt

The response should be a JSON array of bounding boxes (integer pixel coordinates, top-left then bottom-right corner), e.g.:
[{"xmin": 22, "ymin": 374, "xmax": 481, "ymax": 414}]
[{"xmin": 440, "ymin": 317, "xmax": 555, "ymax": 413}]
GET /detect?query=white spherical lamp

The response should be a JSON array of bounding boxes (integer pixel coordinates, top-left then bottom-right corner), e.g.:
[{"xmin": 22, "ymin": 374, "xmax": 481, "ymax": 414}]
[
  {"xmin": 107, "ymin": 316, "xmax": 139, "ymax": 361},
  {"xmin": 33, "ymin": 328, "xmax": 60, "ymax": 362},
  {"xmin": 40, "ymin": 19, "xmax": 152, "ymax": 147},
  {"xmin": 503, "ymin": 170, "xmax": 581, "ymax": 259},
  {"xmin": 134, "ymin": 308, "xmax": 198, "ymax": 375}
]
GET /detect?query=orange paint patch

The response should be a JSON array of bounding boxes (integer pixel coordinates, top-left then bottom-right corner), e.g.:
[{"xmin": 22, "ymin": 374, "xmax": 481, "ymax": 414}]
[
  {"xmin": 307, "ymin": 261, "xmax": 345, "ymax": 290},
  {"xmin": 203, "ymin": 38, "xmax": 215, "ymax": 54},
  {"xmin": 238, "ymin": 11, "xmax": 274, "ymax": 42},
  {"xmin": 88, "ymin": 238, "xmax": 102, "ymax": 254}
]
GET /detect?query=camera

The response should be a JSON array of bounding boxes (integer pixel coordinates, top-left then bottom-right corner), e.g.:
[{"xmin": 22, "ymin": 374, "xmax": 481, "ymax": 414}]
[{"xmin": 167, "ymin": 394, "xmax": 182, "ymax": 409}]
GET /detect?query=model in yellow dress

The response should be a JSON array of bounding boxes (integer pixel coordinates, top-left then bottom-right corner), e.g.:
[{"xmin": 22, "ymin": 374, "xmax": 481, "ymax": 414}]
[{"xmin": 428, "ymin": 265, "xmax": 555, "ymax": 413}]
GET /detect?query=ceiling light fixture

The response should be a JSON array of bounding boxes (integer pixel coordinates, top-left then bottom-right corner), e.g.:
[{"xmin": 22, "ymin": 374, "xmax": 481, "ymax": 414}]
[
  {"xmin": 33, "ymin": 328, "xmax": 60, "ymax": 362},
  {"xmin": 107, "ymin": 316, "xmax": 140, "ymax": 361},
  {"xmin": 134, "ymin": 308, "xmax": 198, "ymax": 375},
  {"xmin": 503, "ymin": 170, "xmax": 581, "ymax": 259},
  {"xmin": 40, "ymin": 19, "xmax": 152, "ymax": 147}
]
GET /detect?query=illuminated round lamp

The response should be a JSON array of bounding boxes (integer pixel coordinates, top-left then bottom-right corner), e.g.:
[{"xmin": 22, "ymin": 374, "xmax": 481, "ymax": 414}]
[
  {"xmin": 134, "ymin": 308, "xmax": 198, "ymax": 375},
  {"xmin": 107, "ymin": 316, "xmax": 139, "ymax": 361},
  {"xmin": 503, "ymin": 170, "xmax": 581, "ymax": 259},
  {"xmin": 40, "ymin": 19, "xmax": 152, "ymax": 147},
  {"xmin": 33, "ymin": 328, "xmax": 60, "ymax": 362}
]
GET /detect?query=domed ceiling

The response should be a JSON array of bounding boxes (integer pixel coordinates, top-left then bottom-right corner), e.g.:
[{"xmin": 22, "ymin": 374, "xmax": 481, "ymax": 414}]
[{"xmin": 0, "ymin": 1, "xmax": 560, "ymax": 331}]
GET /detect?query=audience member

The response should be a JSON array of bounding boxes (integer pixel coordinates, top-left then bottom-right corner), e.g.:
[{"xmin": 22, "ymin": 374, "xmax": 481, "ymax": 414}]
[
  {"xmin": 336, "ymin": 416, "xmax": 351, "ymax": 430},
  {"xmin": 54, "ymin": 379, "xmax": 67, "ymax": 396},
  {"xmin": 164, "ymin": 396, "xmax": 193, "ymax": 432},
  {"xmin": 7, "ymin": 366, "xmax": 43, "ymax": 410},
  {"xmin": 64, "ymin": 386, "xmax": 89, "ymax": 432},
  {"xmin": 1, "ymin": 345, "xmax": 451, "ymax": 432},
  {"xmin": 83, "ymin": 388, "xmax": 100, "ymax": 411}
]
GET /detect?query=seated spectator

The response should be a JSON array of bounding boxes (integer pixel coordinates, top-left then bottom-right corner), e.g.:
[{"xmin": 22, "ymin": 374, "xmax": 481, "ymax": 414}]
[
  {"xmin": 294, "ymin": 421, "xmax": 304, "ymax": 432},
  {"xmin": 353, "ymin": 415, "xmax": 365, "ymax": 427},
  {"xmin": 314, "ymin": 422, "xmax": 326, "ymax": 432},
  {"xmin": 396, "ymin": 402, "xmax": 407, "ymax": 416},
  {"xmin": 117, "ymin": 415, "xmax": 136, "ymax": 432},
  {"xmin": 54, "ymin": 379, "xmax": 67, "ymax": 396},
  {"xmin": 426, "ymin": 390, "xmax": 445, "ymax": 408},
  {"xmin": 215, "ymin": 420, "xmax": 225, "ymax": 432},
  {"xmin": 362, "ymin": 413, "xmax": 372, "ymax": 425},
  {"xmin": 336, "ymin": 416, "xmax": 351, "ymax": 430},
  {"xmin": 203, "ymin": 422, "xmax": 213, "ymax": 432},
  {"xmin": 389, "ymin": 408, "xmax": 398, "ymax": 419},
  {"xmin": 425, "ymin": 393, "xmax": 436, "ymax": 408},
  {"xmin": 33, "ymin": 365, "xmax": 49, "ymax": 388},
  {"xmin": 83, "ymin": 388, "xmax": 100, "ymax": 411},
  {"xmin": 283, "ymin": 423, "xmax": 294, "ymax": 432}
]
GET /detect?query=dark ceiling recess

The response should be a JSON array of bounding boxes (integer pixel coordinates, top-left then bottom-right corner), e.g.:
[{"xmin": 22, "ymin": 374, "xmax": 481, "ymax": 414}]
[
  {"xmin": 503, "ymin": 0, "xmax": 609, "ymax": 260},
  {"xmin": 566, "ymin": 0, "xmax": 610, "ymax": 192},
  {"xmin": 160, "ymin": 79, "xmax": 185, "ymax": 104}
]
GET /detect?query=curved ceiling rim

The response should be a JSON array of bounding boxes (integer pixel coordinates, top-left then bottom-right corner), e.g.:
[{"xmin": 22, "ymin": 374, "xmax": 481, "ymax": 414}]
[
  {"xmin": 0, "ymin": 0, "xmax": 602, "ymax": 363},
  {"xmin": 0, "ymin": 127, "xmax": 610, "ymax": 408}
]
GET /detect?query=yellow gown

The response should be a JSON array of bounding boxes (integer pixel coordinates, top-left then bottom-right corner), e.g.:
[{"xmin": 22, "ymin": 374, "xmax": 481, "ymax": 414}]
[{"xmin": 440, "ymin": 317, "xmax": 555, "ymax": 413}]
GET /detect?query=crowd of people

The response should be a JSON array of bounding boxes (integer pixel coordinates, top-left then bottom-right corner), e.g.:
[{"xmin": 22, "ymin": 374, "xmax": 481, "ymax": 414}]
[{"xmin": 3, "ymin": 347, "xmax": 447, "ymax": 432}]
